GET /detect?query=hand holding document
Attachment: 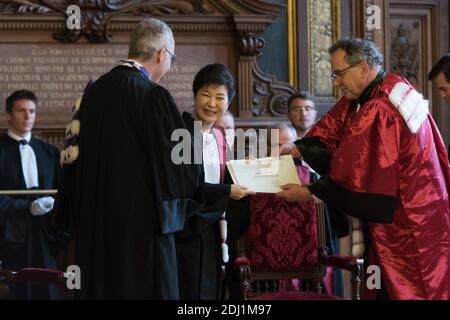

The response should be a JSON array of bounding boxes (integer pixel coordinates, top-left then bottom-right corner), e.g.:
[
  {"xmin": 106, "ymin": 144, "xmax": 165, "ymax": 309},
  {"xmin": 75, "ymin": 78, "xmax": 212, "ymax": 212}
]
[{"xmin": 226, "ymin": 155, "xmax": 301, "ymax": 193}]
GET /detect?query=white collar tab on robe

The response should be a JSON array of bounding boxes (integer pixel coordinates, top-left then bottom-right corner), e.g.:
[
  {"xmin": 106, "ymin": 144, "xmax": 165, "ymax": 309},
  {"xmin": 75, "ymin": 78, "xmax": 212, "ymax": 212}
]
[{"xmin": 7, "ymin": 130, "xmax": 39, "ymax": 188}]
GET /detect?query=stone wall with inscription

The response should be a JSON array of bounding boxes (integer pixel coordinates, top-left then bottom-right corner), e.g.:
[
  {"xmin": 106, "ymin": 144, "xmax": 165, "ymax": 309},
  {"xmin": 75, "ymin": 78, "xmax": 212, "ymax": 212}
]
[
  {"xmin": 0, "ymin": 44, "xmax": 127, "ymax": 114},
  {"xmin": 0, "ymin": 43, "xmax": 229, "ymax": 127}
]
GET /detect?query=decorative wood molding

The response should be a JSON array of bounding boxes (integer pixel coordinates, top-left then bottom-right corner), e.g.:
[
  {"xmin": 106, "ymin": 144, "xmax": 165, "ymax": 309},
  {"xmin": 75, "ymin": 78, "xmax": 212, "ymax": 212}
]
[
  {"xmin": 353, "ymin": 0, "xmax": 449, "ymax": 147},
  {"xmin": 0, "ymin": 0, "xmax": 298, "ymax": 135},
  {"xmin": 352, "ymin": 0, "xmax": 385, "ymax": 62},
  {"xmin": 287, "ymin": 0, "xmax": 298, "ymax": 88},
  {"xmin": 390, "ymin": 23, "xmax": 420, "ymax": 85},
  {"xmin": 308, "ymin": 0, "xmax": 341, "ymax": 104},
  {"xmin": 385, "ymin": 1, "xmax": 439, "ymax": 108},
  {"xmin": 251, "ymin": 58, "xmax": 297, "ymax": 117},
  {"xmin": 0, "ymin": 0, "xmax": 283, "ymax": 43}
]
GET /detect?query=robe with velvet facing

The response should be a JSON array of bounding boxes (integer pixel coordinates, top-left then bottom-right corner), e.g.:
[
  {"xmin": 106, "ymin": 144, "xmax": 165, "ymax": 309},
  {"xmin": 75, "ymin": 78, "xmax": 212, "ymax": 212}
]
[
  {"xmin": 0, "ymin": 135, "xmax": 60, "ymax": 299},
  {"xmin": 54, "ymin": 66, "xmax": 203, "ymax": 299},
  {"xmin": 297, "ymin": 72, "xmax": 450, "ymax": 300},
  {"xmin": 176, "ymin": 112, "xmax": 230, "ymax": 300},
  {"xmin": 177, "ymin": 112, "xmax": 250, "ymax": 300}
]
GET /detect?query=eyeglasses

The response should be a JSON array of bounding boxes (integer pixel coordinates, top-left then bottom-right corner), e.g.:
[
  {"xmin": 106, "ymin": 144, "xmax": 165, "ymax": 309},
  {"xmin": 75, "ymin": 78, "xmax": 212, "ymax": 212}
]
[
  {"xmin": 165, "ymin": 48, "xmax": 176, "ymax": 65},
  {"xmin": 330, "ymin": 63, "xmax": 360, "ymax": 81},
  {"xmin": 290, "ymin": 105, "xmax": 316, "ymax": 113}
]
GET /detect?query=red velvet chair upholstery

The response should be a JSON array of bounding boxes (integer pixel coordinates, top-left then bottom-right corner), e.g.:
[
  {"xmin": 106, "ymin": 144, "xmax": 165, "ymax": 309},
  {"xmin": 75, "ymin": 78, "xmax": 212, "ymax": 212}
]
[
  {"xmin": 0, "ymin": 261, "xmax": 66, "ymax": 299},
  {"xmin": 234, "ymin": 195, "xmax": 363, "ymax": 300}
]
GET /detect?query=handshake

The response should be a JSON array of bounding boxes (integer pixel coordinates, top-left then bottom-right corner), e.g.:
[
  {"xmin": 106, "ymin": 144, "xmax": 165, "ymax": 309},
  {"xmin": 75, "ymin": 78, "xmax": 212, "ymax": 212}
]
[{"xmin": 30, "ymin": 196, "xmax": 55, "ymax": 216}]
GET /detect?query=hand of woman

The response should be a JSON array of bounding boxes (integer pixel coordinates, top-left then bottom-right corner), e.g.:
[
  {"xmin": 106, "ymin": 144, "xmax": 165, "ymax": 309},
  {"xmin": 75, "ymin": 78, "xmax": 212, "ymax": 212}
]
[
  {"xmin": 230, "ymin": 185, "xmax": 256, "ymax": 200},
  {"xmin": 275, "ymin": 184, "xmax": 313, "ymax": 202}
]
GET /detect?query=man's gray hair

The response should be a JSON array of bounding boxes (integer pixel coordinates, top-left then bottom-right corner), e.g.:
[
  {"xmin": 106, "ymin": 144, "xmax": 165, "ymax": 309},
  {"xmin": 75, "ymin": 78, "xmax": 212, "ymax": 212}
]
[
  {"xmin": 328, "ymin": 38, "xmax": 383, "ymax": 68},
  {"xmin": 128, "ymin": 18, "xmax": 173, "ymax": 61},
  {"xmin": 269, "ymin": 121, "xmax": 297, "ymax": 140}
]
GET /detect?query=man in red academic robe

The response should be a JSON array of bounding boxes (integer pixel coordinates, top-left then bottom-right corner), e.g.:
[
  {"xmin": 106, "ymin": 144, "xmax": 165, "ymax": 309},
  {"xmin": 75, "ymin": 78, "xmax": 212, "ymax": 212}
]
[{"xmin": 277, "ymin": 38, "xmax": 450, "ymax": 300}]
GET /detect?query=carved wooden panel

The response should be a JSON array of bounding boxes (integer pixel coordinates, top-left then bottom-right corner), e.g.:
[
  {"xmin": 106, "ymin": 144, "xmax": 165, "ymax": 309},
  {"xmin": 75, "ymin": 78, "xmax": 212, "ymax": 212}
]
[
  {"xmin": 385, "ymin": 2, "xmax": 437, "ymax": 98},
  {"xmin": 295, "ymin": 0, "xmax": 341, "ymax": 119},
  {"xmin": 0, "ymin": 0, "xmax": 297, "ymax": 140},
  {"xmin": 384, "ymin": 0, "xmax": 449, "ymax": 146},
  {"xmin": 353, "ymin": 0, "xmax": 449, "ymax": 146}
]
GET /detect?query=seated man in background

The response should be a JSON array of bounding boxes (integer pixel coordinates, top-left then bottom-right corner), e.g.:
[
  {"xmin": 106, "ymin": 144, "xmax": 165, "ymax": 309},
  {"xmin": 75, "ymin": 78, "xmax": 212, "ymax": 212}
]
[
  {"xmin": 214, "ymin": 110, "xmax": 235, "ymax": 149},
  {"xmin": 0, "ymin": 90, "xmax": 60, "ymax": 299},
  {"xmin": 287, "ymin": 91, "xmax": 317, "ymax": 140},
  {"xmin": 428, "ymin": 53, "xmax": 450, "ymax": 159}
]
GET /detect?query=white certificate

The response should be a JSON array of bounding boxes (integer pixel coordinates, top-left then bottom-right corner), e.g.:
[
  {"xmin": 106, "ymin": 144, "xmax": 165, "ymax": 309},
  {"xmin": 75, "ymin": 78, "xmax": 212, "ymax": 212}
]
[{"xmin": 226, "ymin": 155, "xmax": 301, "ymax": 193}]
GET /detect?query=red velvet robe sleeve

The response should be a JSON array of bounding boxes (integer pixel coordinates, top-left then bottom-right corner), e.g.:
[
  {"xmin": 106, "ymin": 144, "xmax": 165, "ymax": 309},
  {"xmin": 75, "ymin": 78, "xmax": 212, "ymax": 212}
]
[
  {"xmin": 295, "ymin": 98, "xmax": 353, "ymax": 176},
  {"xmin": 300, "ymin": 97, "xmax": 398, "ymax": 223},
  {"xmin": 329, "ymin": 98, "xmax": 399, "ymax": 197},
  {"xmin": 307, "ymin": 97, "xmax": 353, "ymax": 154}
]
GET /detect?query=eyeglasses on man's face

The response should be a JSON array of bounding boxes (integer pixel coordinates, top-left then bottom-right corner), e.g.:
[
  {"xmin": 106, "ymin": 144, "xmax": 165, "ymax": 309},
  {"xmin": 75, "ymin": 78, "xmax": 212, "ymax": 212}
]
[
  {"xmin": 165, "ymin": 48, "xmax": 176, "ymax": 65},
  {"xmin": 330, "ymin": 62, "xmax": 360, "ymax": 81},
  {"xmin": 290, "ymin": 105, "xmax": 316, "ymax": 113}
]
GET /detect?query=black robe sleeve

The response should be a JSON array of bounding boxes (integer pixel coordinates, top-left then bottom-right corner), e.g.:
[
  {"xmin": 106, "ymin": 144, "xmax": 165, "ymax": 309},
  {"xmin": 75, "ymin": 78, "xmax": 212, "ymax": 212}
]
[
  {"xmin": 296, "ymin": 137, "xmax": 396, "ymax": 224},
  {"xmin": 0, "ymin": 196, "xmax": 31, "ymax": 244},
  {"xmin": 176, "ymin": 112, "xmax": 231, "ymax": 241},
  {"xmin": 140, "ymin": 87, "xmax": 205, "ymax": 235},
  {"xmin": 295, "ymin": 137, "xmax": 332, "ymax": 176}
]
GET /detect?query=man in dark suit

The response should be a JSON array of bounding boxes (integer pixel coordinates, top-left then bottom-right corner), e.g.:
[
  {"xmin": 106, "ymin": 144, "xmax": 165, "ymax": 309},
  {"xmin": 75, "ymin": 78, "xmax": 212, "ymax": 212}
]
[
  {"xmin": 428, "ymin": 53, "xmax": 450, "ymax": 158},
  {"xmin": 0, "ymin": 90, "xmax": 60, "ymax": 299}
]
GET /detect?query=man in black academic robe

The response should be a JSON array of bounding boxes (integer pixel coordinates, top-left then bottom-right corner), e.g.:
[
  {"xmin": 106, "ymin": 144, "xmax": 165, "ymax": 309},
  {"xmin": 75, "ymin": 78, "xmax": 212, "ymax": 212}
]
[
  {"xmin": 54, "ymin": 19, "xmax": 203, "ymax": 299},
  {"xmin": 0, "ymin": 90, "xmax": 60, "ymax": 300}
]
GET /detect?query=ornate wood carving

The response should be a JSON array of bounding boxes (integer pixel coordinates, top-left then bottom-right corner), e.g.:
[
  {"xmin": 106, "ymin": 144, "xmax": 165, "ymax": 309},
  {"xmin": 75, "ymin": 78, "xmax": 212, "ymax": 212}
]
[
  {"xmin": 383, "ymin": 0, "xmax": 449, "ymax": 147},
  {"xmin": 390, "ymin": 23, "xmax": 420, "ymax": 86},
  {"xmin": 0, "ymin": 0, "xmax": 283, "ymax": 43},
  {"xmin": 385, "ymin": 1, "xmax": 438, "ymax": 101},
  {"xmin": 0, "ymin": 0, "xmax": 297, "ymax": 134},
  {"xmin": 252, "ymin": 61, "xmax": 297, "ymax": 117},
  {"xmin": 308, "ymin": 0, "xmax": 341, "ymax": 105}
]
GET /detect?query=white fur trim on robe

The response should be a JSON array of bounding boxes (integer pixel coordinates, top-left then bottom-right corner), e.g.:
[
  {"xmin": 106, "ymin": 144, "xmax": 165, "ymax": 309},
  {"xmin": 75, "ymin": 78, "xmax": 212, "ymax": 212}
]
[
  {"xmin": 60, "ymin": 145, "xmax": 79, "ymax": 166},
  {"xmin": 388, "ymin": 82, "xmax": 429, "ymax": 134}
]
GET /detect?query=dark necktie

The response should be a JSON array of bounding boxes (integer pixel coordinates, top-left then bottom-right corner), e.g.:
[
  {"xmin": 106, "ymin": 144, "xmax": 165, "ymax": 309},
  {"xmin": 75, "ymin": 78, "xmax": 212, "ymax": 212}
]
[{"xmin": 18, "ymin": 139, "xmax": 39, "ymax": 188}]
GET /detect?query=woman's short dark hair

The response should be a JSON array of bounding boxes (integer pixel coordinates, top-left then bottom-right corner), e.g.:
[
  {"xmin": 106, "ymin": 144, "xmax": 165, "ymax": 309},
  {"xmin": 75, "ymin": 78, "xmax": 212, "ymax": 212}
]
[
  {"xmin": 6, "ymin": 90, "xmax": 37, "ymax": 113},
  {"xmin": 193, "ymin": 63, "xmax": 235, "ymax": 101}
]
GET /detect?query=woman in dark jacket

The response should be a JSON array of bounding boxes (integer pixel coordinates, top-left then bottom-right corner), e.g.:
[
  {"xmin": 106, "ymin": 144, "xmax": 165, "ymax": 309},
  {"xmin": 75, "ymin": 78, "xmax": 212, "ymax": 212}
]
[{"xmin": 176, "ymin": 63, "xmax": 252, "ymax": 299}]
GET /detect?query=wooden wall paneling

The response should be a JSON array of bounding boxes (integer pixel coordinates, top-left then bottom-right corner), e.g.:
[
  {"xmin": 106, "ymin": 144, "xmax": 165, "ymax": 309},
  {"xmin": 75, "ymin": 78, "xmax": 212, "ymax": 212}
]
[
  {"xmin": 351, "ymin": 0, "xmax": 449, "ymax": 146},
  {"xmin": 307, "ymin": 0, "xmax": 337, "ymax": 117},
  {"xmin": 384, "ymin": 0, "xmax": 449, "ymax": 146},
  {"xmin": 0, "ymin": 0, "xmax": 299, "ymax": 146}
]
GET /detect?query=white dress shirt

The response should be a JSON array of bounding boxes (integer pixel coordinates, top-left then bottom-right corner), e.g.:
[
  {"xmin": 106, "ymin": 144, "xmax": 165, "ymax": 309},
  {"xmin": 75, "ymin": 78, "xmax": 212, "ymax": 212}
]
[
  {"xmin": 7, "ymin": 130, "xmax": 39, "ymax": 188},
  {"xmin": 202, "ymin": 132, "xmax": 220, "ymax": 184}
]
